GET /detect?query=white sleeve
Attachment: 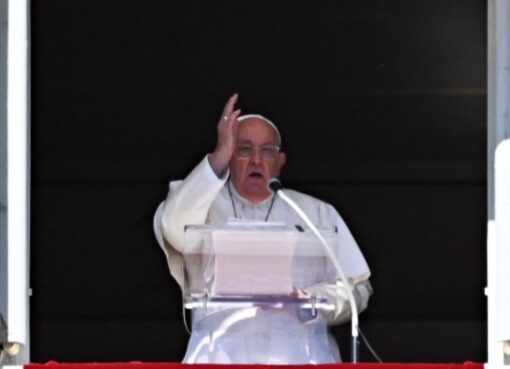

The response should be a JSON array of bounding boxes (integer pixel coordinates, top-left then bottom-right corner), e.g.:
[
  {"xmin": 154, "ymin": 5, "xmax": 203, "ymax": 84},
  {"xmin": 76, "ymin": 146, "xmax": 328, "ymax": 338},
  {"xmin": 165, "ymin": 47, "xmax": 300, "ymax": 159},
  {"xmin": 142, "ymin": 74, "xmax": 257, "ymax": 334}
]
[
  {"xmin": 155, "ymin": 155, "xmax": 228, "ymax": 253},
  {"xmin": 302, "ymin": 201, "xmax": 372, "ymax": 325},
  {"xmin": 153, "ymin": 156, "xmax": 229, "ymax": 289}
]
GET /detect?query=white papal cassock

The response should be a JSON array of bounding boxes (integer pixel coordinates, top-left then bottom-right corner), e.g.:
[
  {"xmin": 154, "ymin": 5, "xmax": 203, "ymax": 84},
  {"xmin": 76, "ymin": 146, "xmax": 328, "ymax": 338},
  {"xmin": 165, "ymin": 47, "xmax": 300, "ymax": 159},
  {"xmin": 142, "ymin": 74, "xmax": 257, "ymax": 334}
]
[{"xmin": 154, "ymin": 156, "xmax": 372, "ymax": 363}]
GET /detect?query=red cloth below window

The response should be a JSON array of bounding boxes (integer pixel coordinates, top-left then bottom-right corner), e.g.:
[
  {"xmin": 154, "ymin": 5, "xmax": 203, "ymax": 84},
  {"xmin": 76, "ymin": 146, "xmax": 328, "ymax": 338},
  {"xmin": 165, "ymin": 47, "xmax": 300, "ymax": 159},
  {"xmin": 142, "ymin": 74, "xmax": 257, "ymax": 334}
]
[{"xmin": 25, "ymin": 361, "xmax": 484, "ymax": 369}]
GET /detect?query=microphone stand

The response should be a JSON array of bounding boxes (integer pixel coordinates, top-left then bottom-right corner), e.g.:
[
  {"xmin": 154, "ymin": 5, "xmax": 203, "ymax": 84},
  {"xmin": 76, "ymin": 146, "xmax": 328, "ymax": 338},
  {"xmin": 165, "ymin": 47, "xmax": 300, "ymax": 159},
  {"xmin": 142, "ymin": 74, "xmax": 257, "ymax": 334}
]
[{"xmin": 269, "ymin": 180, "xmax": 359, "ymax": 363}]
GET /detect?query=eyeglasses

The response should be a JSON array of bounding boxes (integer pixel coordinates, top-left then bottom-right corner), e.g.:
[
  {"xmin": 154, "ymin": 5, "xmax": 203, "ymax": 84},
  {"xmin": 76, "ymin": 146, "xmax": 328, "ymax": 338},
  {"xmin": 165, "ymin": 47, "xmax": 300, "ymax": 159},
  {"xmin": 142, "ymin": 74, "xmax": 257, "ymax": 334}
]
[{"xmin": 235, "ymin": 145, "xmax": 280, "ymax": 160}]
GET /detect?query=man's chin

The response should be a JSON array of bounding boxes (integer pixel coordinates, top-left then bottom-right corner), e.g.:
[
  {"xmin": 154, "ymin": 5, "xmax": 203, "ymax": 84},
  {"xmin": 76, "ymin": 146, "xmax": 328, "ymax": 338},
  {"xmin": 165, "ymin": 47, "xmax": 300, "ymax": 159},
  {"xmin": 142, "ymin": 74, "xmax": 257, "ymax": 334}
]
[{"xmin": 240, "ymin": 179, "xmax": 271, "ymax": 202}]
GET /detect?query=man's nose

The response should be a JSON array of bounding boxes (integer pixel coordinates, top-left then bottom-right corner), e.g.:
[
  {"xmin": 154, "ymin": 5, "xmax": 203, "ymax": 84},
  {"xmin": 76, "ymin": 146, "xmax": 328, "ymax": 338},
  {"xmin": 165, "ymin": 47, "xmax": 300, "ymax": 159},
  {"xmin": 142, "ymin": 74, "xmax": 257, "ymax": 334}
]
[{"xmin": 250, "ymin": 150, "xmax": 262, "ymax": 164}]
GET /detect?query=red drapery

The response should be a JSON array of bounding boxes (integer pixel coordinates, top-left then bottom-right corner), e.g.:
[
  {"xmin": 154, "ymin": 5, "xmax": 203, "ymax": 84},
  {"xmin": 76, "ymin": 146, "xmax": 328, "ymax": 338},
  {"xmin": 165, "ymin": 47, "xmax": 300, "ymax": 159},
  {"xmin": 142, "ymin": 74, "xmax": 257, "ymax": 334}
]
[{"xmin": 25, "ymin": 361, "xmax": 484, "ymax": 369}]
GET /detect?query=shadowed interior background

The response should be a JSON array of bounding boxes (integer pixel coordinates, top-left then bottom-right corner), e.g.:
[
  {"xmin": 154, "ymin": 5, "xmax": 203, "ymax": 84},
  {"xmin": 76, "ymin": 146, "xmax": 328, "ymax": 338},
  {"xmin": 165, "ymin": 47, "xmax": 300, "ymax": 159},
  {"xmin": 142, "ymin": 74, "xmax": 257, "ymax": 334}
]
[{"xmin": 30, "ymin": 0, "xmax": 487, "ymax": 363}]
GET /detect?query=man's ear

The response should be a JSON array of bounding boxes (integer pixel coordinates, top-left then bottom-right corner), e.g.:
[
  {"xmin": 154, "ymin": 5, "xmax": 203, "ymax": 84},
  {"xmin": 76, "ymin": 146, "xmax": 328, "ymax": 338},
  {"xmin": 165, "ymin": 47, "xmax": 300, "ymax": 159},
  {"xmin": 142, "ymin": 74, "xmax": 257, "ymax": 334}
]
[{"xmin": 277, "ymin": 151, "xmax": 286, "ymax": 173}]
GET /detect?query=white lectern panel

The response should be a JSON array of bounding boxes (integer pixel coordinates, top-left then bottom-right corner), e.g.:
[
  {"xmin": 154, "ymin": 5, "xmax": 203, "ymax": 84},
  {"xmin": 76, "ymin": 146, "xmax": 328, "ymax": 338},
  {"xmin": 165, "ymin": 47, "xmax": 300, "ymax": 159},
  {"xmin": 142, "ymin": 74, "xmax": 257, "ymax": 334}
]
[{"xmin": 180, "ymin": 224, "xmax": 338, "ymax": 364}]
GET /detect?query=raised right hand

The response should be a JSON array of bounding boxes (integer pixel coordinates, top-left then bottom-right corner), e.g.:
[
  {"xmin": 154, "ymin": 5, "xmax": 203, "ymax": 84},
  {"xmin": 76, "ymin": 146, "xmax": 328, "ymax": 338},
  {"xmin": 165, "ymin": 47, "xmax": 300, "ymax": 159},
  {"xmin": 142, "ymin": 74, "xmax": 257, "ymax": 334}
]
[{"xmin": 209, "ymin": 93, "xmax": 241, "ymax": 177}]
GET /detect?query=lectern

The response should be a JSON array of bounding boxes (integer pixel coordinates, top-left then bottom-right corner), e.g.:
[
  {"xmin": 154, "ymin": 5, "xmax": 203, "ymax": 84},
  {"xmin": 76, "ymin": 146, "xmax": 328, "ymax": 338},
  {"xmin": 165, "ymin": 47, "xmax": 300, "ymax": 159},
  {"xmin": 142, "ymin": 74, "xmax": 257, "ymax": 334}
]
[{"xmin": 180, "ymin": 223, "xmax": 339, "ymax": 364}]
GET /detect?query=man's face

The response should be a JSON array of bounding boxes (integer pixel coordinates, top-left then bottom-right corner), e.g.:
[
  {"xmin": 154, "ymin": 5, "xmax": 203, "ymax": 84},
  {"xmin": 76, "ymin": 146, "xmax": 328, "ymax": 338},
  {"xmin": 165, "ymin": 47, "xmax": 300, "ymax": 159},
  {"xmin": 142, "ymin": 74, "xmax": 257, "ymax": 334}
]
[{"xmin": 229, "ymin": 118, "xmax": 286, "ymax": 202}]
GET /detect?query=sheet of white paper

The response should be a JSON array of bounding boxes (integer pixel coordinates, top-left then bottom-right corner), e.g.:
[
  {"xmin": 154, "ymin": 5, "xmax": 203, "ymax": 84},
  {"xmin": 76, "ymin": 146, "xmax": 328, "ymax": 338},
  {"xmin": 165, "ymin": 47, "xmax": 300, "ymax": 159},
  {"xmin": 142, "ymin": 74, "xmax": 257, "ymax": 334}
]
[{"xmin": 212, "ymin": 225, "xmax": 298, "ymax": 295}]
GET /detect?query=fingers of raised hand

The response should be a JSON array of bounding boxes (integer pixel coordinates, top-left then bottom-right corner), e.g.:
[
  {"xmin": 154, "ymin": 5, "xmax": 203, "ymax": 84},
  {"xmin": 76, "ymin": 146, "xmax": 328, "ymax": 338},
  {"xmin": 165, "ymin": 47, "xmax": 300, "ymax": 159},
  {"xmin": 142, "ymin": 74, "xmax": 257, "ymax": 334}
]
[
  {"xmin": 220, "ymin": 93, "xmax": 239, "ymax": 124},
  {"xmin": 228, "ymin": 108, "xmax": 241, "ymax": 124},
  {"xmin": 218, "ymin": 109, "xmax": 241, "ymax": 140}
]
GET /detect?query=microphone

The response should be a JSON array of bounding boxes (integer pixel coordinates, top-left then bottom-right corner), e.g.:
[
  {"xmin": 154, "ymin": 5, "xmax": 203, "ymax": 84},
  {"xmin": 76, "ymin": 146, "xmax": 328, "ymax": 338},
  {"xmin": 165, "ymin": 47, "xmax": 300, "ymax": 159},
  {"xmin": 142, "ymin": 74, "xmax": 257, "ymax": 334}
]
[
  {"xmin": 267, "ymin": 177, "xmax": 282, "ymax": 193},
  {"xmin": 266, "ymin": 177, "xmax": 361, "ymax": 362}
]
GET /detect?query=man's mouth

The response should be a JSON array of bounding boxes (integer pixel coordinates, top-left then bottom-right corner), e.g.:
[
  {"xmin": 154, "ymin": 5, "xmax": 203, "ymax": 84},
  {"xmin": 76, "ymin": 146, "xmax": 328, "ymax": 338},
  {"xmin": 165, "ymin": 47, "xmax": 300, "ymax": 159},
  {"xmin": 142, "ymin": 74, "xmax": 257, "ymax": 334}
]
[{"xmin": 248, "ymin": 172, "xmax": 263, "ymax": 179}]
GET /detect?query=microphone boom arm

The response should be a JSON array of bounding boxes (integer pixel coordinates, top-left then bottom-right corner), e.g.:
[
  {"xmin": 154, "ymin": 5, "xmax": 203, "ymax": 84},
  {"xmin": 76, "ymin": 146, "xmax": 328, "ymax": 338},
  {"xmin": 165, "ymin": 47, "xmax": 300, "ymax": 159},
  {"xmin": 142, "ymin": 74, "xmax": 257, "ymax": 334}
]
[{"xmin": 273, "ymin": 187, "xmax": 360, "ymax": 363}]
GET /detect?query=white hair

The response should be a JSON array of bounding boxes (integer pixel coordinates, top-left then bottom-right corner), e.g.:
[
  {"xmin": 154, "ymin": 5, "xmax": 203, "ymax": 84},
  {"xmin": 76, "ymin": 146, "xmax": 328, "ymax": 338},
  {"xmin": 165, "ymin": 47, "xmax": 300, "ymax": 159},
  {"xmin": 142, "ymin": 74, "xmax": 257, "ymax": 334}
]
[{"xmin": 237, "ymin": 114, "xmax": 282, "ymax": 147}]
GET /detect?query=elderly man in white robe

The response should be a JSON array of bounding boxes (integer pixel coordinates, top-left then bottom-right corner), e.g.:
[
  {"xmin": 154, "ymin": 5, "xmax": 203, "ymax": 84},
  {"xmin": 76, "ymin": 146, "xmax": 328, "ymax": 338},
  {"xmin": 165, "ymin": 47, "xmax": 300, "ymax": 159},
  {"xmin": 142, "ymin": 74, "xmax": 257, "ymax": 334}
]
[{"xmin": 154, "ymin": 93, "xmax": 372, "ymax": 364}]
